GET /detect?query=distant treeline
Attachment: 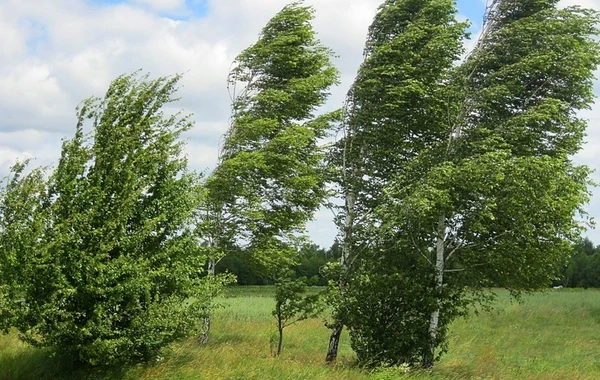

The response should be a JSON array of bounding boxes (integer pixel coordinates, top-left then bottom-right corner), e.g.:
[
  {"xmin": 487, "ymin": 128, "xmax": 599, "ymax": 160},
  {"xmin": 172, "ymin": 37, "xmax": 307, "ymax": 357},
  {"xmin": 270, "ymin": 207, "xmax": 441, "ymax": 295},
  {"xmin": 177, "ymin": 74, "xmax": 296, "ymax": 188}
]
[
  {"xmin": 216, "ymin": 243, "xmax": 340, "ymax": 286},
  {"xmin": 218, "ymin": 238, "xmax": 600, "ymax": 289},
  {"xmin": 557, "ymin": 238, "xmax": 600, "ymax": 288}
]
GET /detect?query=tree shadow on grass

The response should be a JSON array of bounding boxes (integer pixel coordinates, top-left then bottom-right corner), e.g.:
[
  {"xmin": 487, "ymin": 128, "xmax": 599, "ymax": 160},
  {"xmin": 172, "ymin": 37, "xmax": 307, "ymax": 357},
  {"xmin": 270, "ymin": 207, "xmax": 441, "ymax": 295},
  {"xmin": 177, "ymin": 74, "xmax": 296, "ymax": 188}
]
[{"xmin": 0, "ymin": 346, "xmax": 139, "ymax": 380}]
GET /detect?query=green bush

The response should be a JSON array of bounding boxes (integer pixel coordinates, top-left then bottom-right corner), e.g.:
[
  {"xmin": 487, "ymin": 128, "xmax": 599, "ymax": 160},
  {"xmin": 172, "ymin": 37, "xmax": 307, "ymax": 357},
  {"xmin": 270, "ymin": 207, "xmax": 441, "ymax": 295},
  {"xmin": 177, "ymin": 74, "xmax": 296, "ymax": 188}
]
[
  {"xmin": 0, "ymin": 73, "xmax": 228, "ymax": 366},
  {"xmin": 342, "ymin": 248, "xmax": 442, "ymax": 368}
]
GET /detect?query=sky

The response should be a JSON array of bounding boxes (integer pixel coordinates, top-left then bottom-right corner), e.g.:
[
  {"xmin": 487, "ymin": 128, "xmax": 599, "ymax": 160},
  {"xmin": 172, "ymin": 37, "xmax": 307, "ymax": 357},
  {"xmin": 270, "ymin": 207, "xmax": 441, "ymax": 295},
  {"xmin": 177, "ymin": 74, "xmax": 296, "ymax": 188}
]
[{"xmin": 1, "ymin": 0, "xmax": 599, "ymax": 248}]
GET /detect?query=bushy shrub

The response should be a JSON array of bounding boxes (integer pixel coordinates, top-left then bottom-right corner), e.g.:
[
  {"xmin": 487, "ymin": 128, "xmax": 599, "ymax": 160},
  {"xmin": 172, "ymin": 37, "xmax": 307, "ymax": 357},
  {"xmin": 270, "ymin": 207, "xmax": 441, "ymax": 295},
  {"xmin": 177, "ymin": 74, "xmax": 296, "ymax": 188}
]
[{"xmin": 0, "ymin": 73, "xmax": 228, "ymax": 365}]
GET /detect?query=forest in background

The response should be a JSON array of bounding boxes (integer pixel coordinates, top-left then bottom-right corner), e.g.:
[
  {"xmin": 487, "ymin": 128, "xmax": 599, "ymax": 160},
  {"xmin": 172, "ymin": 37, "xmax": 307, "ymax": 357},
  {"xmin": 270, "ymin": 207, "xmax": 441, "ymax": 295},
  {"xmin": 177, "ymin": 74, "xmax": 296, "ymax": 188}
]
[
  {"xmin": 218, "ymin": 239, "xmax": 600, "ymax": 288},
  {"xmin": 560, "ymin": 238, "xmax": 600, "ymax": 288}
]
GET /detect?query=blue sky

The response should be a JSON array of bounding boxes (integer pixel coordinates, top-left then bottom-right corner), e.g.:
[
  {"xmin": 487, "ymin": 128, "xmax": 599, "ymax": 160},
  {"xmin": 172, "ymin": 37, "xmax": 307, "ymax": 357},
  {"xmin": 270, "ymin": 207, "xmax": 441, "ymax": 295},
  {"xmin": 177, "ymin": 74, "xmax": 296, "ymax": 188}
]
[
  {"xmin": 457, "ymin": 0, "xmax": 486, "ymax": 25},
  {"xmin": 92, "ymin": 0, "xmax": 209, "ymax": 20},
  {"xmin": 457, "ymin": 0, "xmax": 488, "ymax": 43},
  {"xmin": 91, "ymin": 0, "xmax": 484, "ymax": 24}
]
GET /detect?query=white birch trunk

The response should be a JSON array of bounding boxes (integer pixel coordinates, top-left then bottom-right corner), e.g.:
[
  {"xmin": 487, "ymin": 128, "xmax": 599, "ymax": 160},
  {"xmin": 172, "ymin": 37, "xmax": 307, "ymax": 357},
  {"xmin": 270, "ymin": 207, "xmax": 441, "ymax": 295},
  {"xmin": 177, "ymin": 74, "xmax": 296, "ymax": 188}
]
[
  {"xmin": 198, "ymin": 257, "xmax": 215, "ymax": 345},
  {"xmin": 325, "ymin": 189, "xmax": 355, "ymax": 363},
  {"xmin": 341, "ymin": 192, "xmax": 355, "ymax": 269},
  {"xmin": 425, "ymin": 214, "xmax": 445, "ymax": 367}
]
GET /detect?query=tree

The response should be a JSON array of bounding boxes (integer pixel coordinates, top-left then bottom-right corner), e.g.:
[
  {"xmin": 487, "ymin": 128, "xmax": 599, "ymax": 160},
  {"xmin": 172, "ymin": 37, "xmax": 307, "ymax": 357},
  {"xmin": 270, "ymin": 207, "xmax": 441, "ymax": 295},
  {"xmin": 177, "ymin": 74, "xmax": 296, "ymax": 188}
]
[
  {"xmin": 199, "ymin": 0, "xmax": 339, "ymax": 342},
  {"xmin": 325, "ymin": 0, "xmax": 467, "ymax": 363},
  {"xmin": 272, "ymin": 272, "xmax": 322, "ymax": 356},
  {"xmin": 215, "ymin": 248, "xmax": 272, "ymax": 285},
  {"xmin": 294, "ymin": 244, "xmax": 333, "ymax": 286},
  {"xmin": 562, "ymin": 238, "xmax": 600, "ymax": 288},
  {"xmin": 0, "ymin": 72, "xmax": 227, "ymax": 365},
  {"xmin": 346, "ymin": 0, "xmax": 599, "ymax": 368},
  {"xmin": 0, "ymin": 162, "xmax": 48, "ymax": 334}
]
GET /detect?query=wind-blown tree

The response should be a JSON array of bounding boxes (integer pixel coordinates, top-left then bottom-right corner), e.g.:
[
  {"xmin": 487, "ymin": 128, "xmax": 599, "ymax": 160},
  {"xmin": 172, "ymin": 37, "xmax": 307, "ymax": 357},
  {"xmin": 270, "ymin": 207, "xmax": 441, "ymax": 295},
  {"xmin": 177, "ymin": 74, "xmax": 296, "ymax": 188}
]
[
  {"xmin": 0, "ymin": 162, "xmax": 48, "ymax": 334},
  {"xmin": 347, "ymin": 0, "xmax": 599, "ymax": 368},
  {"xmin": 199, "ymin": 0, "xmax": 339, "ymax": 342},
  {"xmin": 0, "ymin": 73, "xmax": 226, "ymax": 365},
  {"xmin": 325, "ymin": 0, "xmax": 467, "ymax": 363}
]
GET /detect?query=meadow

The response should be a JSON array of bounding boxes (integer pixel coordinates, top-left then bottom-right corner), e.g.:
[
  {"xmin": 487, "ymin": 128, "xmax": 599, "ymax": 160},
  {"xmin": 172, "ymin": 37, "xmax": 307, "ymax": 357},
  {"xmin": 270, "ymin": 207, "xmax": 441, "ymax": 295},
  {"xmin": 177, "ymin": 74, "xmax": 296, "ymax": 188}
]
[{"xmin": 1, "ymin": 287, "xmax": 599, "ymax": 380}]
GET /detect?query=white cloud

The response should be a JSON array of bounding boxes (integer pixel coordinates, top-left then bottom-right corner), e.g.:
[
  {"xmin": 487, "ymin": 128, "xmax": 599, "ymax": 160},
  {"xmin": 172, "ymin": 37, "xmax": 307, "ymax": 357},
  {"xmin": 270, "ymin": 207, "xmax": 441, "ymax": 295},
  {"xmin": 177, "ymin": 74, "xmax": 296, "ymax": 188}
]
[
  {"xmin": 0, "ymin": 0, "xmax": 599, "ymax": 248},
  {"xmin": 560, "ymin": 0, "xmax": 600, "ymax": 8},
  {"xmin": 185, "ymin": 141, "xmax": 219, "ymax": 172},
  {"xmin": 0, "ymin": 15, "xmax": 26, "ymax": 59},
  {"xmin": 0, "ymin": 61, "xmax": 72, "ymax": 131}
]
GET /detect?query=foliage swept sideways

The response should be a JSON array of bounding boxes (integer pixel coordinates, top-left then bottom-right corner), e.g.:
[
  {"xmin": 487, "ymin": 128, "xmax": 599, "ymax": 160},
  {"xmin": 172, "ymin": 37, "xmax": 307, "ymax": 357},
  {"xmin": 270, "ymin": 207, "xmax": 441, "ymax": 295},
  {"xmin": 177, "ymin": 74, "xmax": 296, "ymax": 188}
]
[
  {"xmin": 334, "ymin": 0, "xmax": 600, "ymax": 369},
  {"xmin": 201, "ymin": 0, "xmax": 340, "ymax": 348},
  {"xmin": 328, "ymin": 0, "xmax": 468, "ymax": 367},
  {"xmin": 205, "ymin": 0, "xmax": 340, "ymax": 267},
  {"xmin": 0, "ymin": 162, "xmax": 48, "ymax": 334},
  {"xmin": 0, "ymin": 72, "xmax": 229, "ymax": 366}
]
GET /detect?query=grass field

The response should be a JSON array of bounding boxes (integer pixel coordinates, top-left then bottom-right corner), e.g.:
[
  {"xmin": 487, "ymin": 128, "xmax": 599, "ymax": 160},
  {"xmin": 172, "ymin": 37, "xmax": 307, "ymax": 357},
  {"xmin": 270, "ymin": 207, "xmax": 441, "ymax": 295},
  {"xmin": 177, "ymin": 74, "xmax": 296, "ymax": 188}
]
[{"xmin": 1, "ymin": 287, "xmax": 599, "ymax": 379}]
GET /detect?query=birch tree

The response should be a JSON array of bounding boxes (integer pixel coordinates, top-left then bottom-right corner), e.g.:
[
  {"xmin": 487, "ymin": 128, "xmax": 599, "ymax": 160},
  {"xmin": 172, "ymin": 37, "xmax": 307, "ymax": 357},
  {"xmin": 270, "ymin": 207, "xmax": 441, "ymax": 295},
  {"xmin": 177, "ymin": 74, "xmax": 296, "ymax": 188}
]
[
  {"xmin": 199, "ymin": 0, "xmax": 339, "ymax": 342},
  {"xmin": 344, "ymin": 0, "xmax": 599, "ymax": 368},
  {"xmin": 325, "ymin": 0, "xmax": 467, "ymax": 363}
]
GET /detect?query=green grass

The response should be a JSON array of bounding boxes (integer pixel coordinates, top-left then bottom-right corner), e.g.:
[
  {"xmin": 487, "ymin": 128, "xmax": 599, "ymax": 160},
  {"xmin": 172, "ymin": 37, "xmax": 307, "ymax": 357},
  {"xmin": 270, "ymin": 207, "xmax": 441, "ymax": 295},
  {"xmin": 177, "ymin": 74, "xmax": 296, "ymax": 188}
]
[{"xmin": 1, "ymin": 288, "xmax": 599, "ymax": 379}]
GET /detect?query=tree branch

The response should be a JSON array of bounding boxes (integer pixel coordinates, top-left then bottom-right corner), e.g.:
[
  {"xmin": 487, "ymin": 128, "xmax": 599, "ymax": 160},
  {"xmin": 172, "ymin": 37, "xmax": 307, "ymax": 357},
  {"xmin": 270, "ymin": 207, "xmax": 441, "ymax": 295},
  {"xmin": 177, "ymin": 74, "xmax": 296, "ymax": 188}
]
[{"xmin": 410, "ymin": 234, "xmax": 433, "ymax": 266}]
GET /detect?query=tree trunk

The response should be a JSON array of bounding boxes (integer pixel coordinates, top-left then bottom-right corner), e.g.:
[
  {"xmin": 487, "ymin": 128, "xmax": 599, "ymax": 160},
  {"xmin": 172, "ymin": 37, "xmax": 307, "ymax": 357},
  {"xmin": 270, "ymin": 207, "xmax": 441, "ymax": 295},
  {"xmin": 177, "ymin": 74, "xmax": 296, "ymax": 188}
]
[
  {"xmin": 276, "ymin": 320, "xmax": 284, "ymax": 356},
  {"xmin": 325, "ymin": 323, "xmax": 343, "ymax": 363},
  {"xmin": 198, "ymin": 316, "xmax": 210, "ymax": 345},
  {"xmin": 198, "ymin": 258, "xmax": 216, "ymax": 345},
  {"xmin": 424, "ymin": 214, "xmax": 445, "ymax": 368},
  {"xmin": 325, "ymin": 189, "xmax": 355, "ymax": 363}
]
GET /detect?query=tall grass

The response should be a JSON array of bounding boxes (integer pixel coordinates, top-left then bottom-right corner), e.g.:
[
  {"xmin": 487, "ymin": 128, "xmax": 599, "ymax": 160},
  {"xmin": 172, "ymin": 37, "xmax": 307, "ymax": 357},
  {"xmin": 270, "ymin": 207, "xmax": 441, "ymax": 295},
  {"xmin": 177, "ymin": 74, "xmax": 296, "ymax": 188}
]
[{"xmin": 1, "ymin": 288, "xmax": 599, "ymax": 379}]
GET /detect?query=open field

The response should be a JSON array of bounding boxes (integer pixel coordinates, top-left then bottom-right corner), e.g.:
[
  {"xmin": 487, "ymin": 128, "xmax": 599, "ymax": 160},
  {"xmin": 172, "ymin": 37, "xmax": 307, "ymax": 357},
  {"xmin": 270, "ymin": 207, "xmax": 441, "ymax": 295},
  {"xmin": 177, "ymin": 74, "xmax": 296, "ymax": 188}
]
[{"xmin": 1, "ymin": 288, "xmax": 599, "ymax": 379}]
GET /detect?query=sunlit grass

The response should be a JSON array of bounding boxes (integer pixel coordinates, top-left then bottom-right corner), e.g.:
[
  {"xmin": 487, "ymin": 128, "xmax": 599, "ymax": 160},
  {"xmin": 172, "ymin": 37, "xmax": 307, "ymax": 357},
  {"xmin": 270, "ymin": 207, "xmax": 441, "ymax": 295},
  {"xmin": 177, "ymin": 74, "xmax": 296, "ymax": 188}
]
[{"xmin": 1, "ymin": 288, "xmax": 599, "ymax": 379}]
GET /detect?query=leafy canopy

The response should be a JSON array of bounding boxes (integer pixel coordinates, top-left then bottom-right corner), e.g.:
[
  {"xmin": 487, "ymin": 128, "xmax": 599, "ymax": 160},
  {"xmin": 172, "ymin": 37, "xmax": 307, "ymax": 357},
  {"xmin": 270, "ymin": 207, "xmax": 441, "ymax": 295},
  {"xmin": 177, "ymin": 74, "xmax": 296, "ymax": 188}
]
[{"xmin": 0, "ymin": 72, "xmax": 227, "ymax": 365}]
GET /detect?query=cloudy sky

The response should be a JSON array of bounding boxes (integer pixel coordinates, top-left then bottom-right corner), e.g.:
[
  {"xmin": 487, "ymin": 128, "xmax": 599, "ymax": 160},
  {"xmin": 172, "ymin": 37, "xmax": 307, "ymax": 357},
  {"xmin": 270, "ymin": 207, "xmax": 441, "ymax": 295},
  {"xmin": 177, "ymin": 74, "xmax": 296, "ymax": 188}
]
[{"xmin": 1, "ymin": 0, "xmax": 599, "ymax": 248}]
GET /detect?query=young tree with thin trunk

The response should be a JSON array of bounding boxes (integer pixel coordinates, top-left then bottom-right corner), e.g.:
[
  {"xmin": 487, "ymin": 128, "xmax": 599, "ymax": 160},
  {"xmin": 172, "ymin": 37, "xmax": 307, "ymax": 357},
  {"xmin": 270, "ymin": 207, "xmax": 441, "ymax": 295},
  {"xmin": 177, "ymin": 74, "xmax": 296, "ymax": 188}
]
[{"xmin": 272, "ymin": 273, "xmax": 321, "ymax": 356}]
